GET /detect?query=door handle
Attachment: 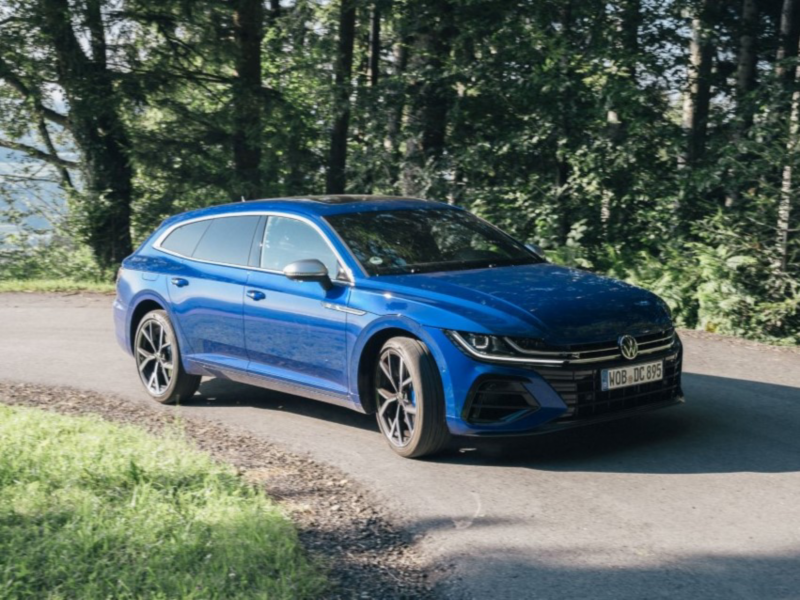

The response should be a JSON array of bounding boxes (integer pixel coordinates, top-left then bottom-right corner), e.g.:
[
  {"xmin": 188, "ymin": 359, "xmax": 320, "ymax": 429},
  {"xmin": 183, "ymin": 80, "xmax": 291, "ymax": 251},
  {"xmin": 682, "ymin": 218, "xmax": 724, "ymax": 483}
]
[
  {"xmin": 246, "ymin": 290, "xmax": 266, "ymax": 301},
  {"xmin": 171, "ymin": 277, "xmax": 189, "ymax": 287}
]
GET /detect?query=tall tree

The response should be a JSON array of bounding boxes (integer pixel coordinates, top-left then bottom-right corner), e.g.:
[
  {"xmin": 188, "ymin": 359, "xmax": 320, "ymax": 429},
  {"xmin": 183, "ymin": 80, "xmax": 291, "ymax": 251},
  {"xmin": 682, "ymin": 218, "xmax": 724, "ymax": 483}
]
[
  {"xmin": 681, "ymin": 0, "xmax": 717, "ymax": 167},
  {"xmin": 775, "ymin": 0, "xmax": 800, "ymax": 86},
  {"xmin": 606, "ymin": 0, "xmax": 642, "ymax": 142},
  {"xmin": 776, "ymin": 38, "xmax": 800, "ymax": 273},
  {"xmin": 735, "ymin": 0, "xmax": 758, "ymax": 131},
  {"xmin": 726, "ymin": 0, "xmax": 759, "ymax": 208},
  {"xmin": 401, "ymin": 0, "xmax": 456, "ymax": 196},
  {"xmin": 326, "ymin": 0, "xmax": 357, "ymax": 194},
  {"xmin": 40, "ymin": 0, "xmax": 134, "ymax": 268},
  {"xmin": 369, "ymin": 2, "xmax": 381, "ymax": 87},
  {"xmin": 231, "ymin": 0, "xmax": 265, "ymax": 200}
]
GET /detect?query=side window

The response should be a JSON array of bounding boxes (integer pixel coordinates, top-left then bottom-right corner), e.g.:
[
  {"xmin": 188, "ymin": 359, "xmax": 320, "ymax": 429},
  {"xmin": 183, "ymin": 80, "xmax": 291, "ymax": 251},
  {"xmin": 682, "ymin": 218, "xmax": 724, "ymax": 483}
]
[
  {"xmin": 160, "ymin": 220, "xmax": 211, "ymax": 257},
  {"xmin": 260, "ymin": 216, "xmax": 341, "ymax": 277},
  {"xmin": 191, "ymin": 216, "xmax": 260, "ymax": 266}
]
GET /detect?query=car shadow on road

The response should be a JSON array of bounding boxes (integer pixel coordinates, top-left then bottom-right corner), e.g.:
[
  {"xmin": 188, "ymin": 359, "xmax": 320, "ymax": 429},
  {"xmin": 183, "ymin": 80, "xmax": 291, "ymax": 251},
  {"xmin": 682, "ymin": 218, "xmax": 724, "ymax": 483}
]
[
  {"xmin": 433, "ymin": 546, "xmax": 800, "ymax": 600},
  {"xmin": 187, "ymin": 377, "xmax": 379, "ymax": 433},
  {"xmin": 185, "ymin": 373, "xmax": 800, "ymax": 474},
  {"xmin": 439, "ymin": 373, "xmax": 800, "ymax": 474}
]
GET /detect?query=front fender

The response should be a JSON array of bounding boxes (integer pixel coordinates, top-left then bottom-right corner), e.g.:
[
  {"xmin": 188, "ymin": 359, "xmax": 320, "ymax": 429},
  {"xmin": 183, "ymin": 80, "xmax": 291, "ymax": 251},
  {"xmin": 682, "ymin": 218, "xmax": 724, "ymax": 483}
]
[{"xmin": 346, "ymin": 313, "xmax": 451, "ymax": 412}]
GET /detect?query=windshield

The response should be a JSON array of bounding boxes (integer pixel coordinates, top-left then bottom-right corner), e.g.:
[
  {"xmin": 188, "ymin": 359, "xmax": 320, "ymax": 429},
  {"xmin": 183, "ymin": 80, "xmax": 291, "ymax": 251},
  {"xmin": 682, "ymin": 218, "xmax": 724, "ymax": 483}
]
[{"xmin": 325, "ymin": 208, "xmax": 542, "ymax": 276}]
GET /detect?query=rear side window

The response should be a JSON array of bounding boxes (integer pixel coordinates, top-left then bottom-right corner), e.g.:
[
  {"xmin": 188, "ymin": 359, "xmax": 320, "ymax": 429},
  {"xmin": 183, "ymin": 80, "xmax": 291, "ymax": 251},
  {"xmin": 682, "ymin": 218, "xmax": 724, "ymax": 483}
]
[
  {"xmin": 191, "ymin": 216, "xmax": 260, "ymax": 266},
  {"xmin": 159, "ymin": 220, "xmax": 211, "ymax": 257}
]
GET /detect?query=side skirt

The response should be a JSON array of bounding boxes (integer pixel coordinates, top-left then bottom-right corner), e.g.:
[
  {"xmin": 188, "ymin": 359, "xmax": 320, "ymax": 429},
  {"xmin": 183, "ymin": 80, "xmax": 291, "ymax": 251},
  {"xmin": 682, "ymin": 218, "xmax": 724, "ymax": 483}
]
[{"xmin": 186, "ymin": 358, "xmax": 364, "ymax": 413}]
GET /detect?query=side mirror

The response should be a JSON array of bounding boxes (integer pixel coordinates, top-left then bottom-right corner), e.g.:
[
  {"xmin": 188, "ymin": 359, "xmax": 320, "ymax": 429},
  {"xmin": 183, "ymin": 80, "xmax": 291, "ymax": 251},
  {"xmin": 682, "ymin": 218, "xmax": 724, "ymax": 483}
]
[
  {"xmin": 283, "ymin": 259, "xmax": 333, "ymax": 290},
  {"xmin": 525, "ymin": 243, "xmax": 548, "ymax": 261}
]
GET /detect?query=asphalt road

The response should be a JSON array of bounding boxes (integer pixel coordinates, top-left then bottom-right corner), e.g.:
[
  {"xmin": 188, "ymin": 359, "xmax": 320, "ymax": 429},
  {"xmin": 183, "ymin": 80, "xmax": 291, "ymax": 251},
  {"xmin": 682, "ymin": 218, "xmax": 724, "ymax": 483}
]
[{"xmin": 2, "ymin": 293, "xmax": 800, "ymax": 599}]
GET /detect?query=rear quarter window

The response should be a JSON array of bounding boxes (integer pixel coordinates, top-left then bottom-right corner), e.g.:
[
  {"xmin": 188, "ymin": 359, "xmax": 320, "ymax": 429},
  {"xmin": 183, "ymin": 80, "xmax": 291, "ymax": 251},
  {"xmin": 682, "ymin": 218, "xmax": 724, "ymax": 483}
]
[
  {"xmin": 159, "ymin": 220, "xmax": 211, "ymax": 257},
  {"xmin": 191, "ymin": 216, "xmax": 260, "ymax": 266}
]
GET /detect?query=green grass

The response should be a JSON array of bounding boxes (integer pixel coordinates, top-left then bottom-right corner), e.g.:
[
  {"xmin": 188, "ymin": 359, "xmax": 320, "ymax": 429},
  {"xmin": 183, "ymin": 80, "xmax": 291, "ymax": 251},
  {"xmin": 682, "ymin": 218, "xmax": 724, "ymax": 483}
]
[
  {"xmin": 0, "ymin": 405, "xmax": 325, "ymax": 599},
  {"xmin": 0, "ymin": 279, "xmax": 115, "ymax": 293}
]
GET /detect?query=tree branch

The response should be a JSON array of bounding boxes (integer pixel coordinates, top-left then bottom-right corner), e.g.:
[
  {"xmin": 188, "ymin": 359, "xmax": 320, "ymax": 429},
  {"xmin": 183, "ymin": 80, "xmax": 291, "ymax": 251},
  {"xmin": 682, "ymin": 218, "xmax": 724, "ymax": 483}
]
[
  {"xmin": 0, "ymin": 56, "xmax": 70, "ymax": 128},
  {"xmin": 34, "ymin": 113, "xmax": 73, "ymax": 188},
  {"xmin": 0, "ymin": 137, "xmax": 79, "ymax": 169}
]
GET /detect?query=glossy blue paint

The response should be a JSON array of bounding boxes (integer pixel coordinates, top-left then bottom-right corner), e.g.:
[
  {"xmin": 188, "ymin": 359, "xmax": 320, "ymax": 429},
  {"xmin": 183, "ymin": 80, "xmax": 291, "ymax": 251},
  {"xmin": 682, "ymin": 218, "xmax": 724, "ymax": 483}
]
[
  {"xmin": 116, "ymin": 196, "xmax": 682, "ymax": 436},
  {"xmin": 367, "ymin": 263, "xmax": 672, "ymax": 343},
  {"xmin": 244, "ymin": 270, "xmax": 350, "ymax": 395}
]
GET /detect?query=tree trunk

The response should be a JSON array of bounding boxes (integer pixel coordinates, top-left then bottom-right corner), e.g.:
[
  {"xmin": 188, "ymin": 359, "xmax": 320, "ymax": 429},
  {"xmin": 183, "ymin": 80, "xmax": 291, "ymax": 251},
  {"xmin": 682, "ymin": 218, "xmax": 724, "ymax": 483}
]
[
  {"xmin": 369, "ymin": 3, "xmax": 381, "ymax": 87},
  {"xmin": 231, "ymin": 0, "xmax": 264, "ymax": 200},
  {"xmin": 402, "ymin": 0, "xmax": 456, "ymax": 197},
  {"xmin": 386, "ymin": 37, "xmax": 408, "ymax": 155},
  {"xmin": 776, "ymin": 0, "xmax": 800, "ymax": 85},
  {"xmin": 606, "ymin": 0, "xmax": 641, "ymax": 141},
  {"xmin": 554, "ymin": 1, "xmax": 574, "ymax": 243},
  {"xmin": 776, "ymin": 39, "xmax": 800, "ymax": 273},
  {"xmin": 604, "ymin": 0, "xmax": 641, "ymax": 232},
  {"xmin": 269, "ymin": 0, "xmax": 281, "ymax": 24},
  {"xmin": 735, "ymin": 0, "xmax": 758, "ymax": 130},
  {"xmin": 326, "ymin": 0, "xmax": 357, "ymax": 194},
  {"xmin": 680, "ymin": 0, "xmax": 716, "ymax": 167},
  {"xmin": 39, "ymin": 0, "xmax": 133, "ymax": 270},
  {"xmin": 726, "ymin": 0, "xmax": 759, "ymax": 208}
]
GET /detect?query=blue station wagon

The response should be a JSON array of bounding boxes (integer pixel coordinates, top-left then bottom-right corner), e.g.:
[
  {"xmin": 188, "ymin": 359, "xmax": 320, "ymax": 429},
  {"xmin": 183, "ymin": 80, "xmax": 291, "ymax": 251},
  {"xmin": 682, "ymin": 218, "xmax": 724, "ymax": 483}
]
[{"xmin": 114, "ymin": 196, "xmax": 684, "ymax": 458}]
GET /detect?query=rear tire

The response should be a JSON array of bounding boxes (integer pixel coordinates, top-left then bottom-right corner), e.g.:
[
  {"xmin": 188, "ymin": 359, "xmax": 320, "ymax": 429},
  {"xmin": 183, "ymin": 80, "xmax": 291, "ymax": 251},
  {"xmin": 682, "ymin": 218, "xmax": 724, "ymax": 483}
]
[
  {"xmin": 374, "ymin": 336, "xmax": 450, "ymax": 458},
  {"xmin": 134, "ymin": 310, "xmax": 200, "ymax": 405}
]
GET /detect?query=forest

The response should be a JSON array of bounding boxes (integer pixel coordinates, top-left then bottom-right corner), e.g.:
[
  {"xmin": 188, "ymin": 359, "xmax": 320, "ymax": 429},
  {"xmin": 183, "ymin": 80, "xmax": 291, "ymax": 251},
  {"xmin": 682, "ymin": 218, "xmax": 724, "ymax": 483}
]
[{"xmin": 0, "ymin": 0, "xmax": 798, "ymax": 344}]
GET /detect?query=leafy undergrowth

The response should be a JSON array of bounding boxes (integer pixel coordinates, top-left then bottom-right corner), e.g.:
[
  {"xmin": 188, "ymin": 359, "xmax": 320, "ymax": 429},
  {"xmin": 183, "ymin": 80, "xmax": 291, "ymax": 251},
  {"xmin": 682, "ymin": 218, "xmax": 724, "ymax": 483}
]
[
  {"xmin": 0, "ymin": 279, "xmax": 115, "ymax": 294},
  {"xmin": 0, "ymin": 405, "xmax": 325, "ymax": 599}
]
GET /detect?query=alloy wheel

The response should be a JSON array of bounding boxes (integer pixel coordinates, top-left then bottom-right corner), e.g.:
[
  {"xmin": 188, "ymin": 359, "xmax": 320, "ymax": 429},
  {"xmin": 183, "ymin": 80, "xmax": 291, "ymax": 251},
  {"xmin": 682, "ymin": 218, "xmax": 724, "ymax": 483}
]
[
  {"xmin": 136, "ymin": 318, "xmax": 174, "ymax": 396},
  {"xmin": 376, "ymin": 349, "xmax": 417, "ymax": 447}
]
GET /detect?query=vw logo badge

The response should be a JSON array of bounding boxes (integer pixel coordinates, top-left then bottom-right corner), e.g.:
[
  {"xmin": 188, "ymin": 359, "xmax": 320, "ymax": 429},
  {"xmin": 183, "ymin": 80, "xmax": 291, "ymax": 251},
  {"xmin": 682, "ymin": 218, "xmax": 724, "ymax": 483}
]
[{"xmin": 618, "ymin": 335, "xmax": 639, "ymax": 360}]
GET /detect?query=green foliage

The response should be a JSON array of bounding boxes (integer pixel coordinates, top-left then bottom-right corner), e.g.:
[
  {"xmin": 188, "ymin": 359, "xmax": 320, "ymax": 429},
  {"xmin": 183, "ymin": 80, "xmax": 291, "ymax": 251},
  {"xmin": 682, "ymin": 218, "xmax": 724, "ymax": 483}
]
[
  {"xmin": 0, "ymin": 404, "xmax": 325, "ymax": 599},
  {"xmin": 0, "ymin": 279, "xmax": 115, "ymax": 293},
  {"xmin": 599, "ymin": 219, "xmax": 800, "ymax": 345},
  {"xmin": 0, "ymin": 200, "xmax": 109, "ymax": 283},
  {"xmin": 1, "ymin": 0, "xmax": 798, "ymax": 344}
]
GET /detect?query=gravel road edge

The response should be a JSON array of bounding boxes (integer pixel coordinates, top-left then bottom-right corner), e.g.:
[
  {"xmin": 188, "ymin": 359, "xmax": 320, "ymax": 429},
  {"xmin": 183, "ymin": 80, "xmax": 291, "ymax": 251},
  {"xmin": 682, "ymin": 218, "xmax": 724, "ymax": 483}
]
[{"xmin": 0, "ymin": 381, "xmax": 448, "ymax": 600}]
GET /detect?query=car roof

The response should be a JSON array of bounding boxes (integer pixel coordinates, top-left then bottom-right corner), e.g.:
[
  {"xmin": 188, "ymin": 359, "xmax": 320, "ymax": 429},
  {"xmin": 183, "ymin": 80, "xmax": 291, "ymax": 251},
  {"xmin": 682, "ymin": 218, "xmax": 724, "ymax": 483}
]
[{"xmin": 164, "ymin": 195, "xmax": 458, "ymax": 226}]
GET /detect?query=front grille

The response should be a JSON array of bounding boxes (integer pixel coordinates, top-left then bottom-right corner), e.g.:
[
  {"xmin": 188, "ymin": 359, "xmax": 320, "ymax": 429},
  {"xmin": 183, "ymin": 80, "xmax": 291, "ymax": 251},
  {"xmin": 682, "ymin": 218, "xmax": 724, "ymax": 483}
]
[
  {"xmin": 534, "ymin": 351, "xmax": 682, "ymax": 422},
  {"xmin": 463, "ymin": 379, "xmax": 539, "ymax": 424},
  {"xmin": 504, "ymin": 328, "xmax": 676, "ymax": 365}
]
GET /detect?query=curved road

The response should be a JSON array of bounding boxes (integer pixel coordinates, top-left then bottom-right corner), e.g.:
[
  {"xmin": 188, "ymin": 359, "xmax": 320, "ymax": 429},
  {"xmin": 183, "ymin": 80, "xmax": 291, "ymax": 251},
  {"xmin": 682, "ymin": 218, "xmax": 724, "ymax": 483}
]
[{"xmin": 2, "ymin": 293, "xmax": 800, "ymax": 599}]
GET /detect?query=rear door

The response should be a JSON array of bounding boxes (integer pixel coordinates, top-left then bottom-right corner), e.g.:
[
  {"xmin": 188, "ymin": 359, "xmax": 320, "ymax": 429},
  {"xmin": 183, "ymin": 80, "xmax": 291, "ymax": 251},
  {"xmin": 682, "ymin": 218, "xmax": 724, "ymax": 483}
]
[
  {"xmin": 244, "ymin": 215, "xmax": 351, "ymax": 395},
  {"xmin": 162, "ymin": 215, "xmax": 262, "ymax": 371}
]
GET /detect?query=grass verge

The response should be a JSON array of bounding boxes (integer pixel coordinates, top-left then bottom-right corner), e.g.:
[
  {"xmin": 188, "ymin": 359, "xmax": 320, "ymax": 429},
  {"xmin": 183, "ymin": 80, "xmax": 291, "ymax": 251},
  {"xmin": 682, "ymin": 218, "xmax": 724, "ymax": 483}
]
[
  {"xmin": 0, "ymin": 404, "xmax": 325, "ymax": 599},
  {"xmin": 0, "ymin": 279, "xmax": 115, "ymax": 294}
]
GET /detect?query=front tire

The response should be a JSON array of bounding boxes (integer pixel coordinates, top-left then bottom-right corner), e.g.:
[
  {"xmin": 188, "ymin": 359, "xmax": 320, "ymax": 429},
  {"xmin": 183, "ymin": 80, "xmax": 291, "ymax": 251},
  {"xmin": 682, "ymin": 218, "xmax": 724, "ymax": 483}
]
[
  {"xmin": 134, "ymin": 310, "xmax": 200, "ymax": 404},
  {"xmin": 374, "ymin": 337, "xmax": 450, "ymax": 458}
]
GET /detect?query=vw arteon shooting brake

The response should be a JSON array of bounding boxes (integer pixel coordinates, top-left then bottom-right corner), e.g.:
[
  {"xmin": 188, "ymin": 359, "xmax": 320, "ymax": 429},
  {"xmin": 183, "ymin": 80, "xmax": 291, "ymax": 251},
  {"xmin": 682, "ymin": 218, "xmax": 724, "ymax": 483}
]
[{"xmin": 115, "ymin": 196, "xmax": 684, "ymax": 458}]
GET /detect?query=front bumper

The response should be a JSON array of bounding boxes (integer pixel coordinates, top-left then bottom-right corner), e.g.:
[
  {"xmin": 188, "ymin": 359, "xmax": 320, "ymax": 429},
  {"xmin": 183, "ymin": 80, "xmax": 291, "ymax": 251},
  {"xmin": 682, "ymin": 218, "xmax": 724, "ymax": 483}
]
[{"xmin": 427, "ymin": 327, "xmax": 684, "ymax": 437}]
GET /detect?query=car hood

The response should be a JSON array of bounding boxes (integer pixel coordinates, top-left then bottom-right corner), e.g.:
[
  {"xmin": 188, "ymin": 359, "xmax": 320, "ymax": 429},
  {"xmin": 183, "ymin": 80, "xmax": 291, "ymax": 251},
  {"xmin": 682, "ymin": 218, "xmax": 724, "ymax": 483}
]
[{"xmin": 373, "ymin": 263, "xmax": 672, "ymax": 344}]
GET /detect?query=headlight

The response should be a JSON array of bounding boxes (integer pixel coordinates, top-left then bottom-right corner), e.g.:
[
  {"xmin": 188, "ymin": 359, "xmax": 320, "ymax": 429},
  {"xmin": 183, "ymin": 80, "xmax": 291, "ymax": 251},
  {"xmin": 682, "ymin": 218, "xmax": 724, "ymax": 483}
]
[
  {"xmin": 446, "ymin": 331, "xmax": 514, "ymax": 357},
  {"xmin": 445, "ymin": 330, "xmax": 573, "ymax": 366},
  {"xmin": 445, "ymin": 330, "xmax": 553, "ymax": 360}
]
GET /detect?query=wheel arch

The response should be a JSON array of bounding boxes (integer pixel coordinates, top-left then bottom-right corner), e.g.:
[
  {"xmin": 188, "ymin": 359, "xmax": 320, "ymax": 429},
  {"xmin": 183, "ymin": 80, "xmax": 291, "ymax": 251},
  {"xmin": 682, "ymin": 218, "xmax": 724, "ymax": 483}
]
[
  {"xmin": 352, "ymin": 316, "xmax": 448, "ymax": 415},
  {"xmin": 356, "ymin": 327, "xmax": 420, "ymax": 415},
  {"xmin": 128, "ymin": 297, "xmax": 166, "ymax": 353}
]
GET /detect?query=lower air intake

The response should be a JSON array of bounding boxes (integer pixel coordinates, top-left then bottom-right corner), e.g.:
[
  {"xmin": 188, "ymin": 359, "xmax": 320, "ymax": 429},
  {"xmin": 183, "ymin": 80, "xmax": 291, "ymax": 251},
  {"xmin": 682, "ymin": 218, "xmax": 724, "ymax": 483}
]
[{"xmin": 463, "ymin": 379, "xmax": 539, "ymax": 424}]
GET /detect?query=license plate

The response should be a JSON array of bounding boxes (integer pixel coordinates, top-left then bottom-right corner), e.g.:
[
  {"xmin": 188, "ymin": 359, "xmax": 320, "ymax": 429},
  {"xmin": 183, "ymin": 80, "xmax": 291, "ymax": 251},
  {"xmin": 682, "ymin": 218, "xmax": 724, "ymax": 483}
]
[{"xmin": 601, "ymin": 360, "xmax": 663, "ymax": 391}]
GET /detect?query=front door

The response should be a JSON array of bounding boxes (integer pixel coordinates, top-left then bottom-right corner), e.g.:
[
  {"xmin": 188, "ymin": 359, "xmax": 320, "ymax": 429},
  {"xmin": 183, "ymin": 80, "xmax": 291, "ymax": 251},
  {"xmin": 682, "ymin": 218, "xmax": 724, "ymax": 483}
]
[{"xmin": 244, "ymin": 215, "xmax": 350, "ymax": 395}]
